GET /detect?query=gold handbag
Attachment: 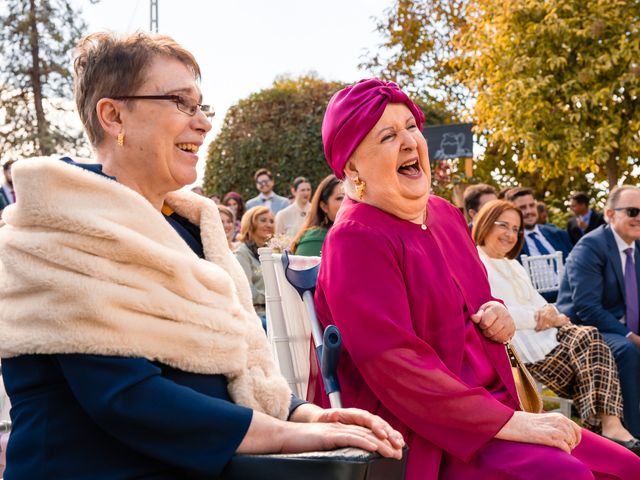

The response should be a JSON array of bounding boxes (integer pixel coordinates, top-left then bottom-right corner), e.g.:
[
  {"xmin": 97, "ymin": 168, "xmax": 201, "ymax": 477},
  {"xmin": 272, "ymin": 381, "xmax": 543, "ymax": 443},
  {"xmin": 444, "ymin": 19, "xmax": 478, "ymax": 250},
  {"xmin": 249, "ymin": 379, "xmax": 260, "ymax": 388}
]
[{"xmin": 505, "ymin": 342, "xmax": 543, "ymax": 413}]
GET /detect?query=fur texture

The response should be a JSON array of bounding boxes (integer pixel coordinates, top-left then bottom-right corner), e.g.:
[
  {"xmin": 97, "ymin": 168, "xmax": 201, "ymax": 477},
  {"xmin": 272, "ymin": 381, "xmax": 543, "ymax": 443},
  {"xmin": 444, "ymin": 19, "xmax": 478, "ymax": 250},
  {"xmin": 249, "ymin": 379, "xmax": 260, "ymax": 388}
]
[{"xmin": 0, "ymin": 158, "xmax": 291, "ymax": 419}]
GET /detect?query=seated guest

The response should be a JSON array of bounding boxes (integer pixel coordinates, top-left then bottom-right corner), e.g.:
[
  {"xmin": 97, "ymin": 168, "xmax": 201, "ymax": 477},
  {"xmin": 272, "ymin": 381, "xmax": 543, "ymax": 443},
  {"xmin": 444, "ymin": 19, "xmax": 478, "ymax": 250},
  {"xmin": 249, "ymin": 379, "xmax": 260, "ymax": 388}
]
[
  {"xmin": 222, "ymin": 191, "xmax": 245, "ymax": 239},
  {"xmin": 473, "ymin": 199, "xmax": 639, "ymax": 453},
  {"xmin": 236, "ymin": 206, "xmax": 275, "ymax": 326},
  {"xmin": 463, "ymin": 183, "xmax": 497, "ymax": 229},
  {"xmin": 567, "ymin": 191, "xmax": 605, "ymax": 245},
  {"xmin": 506, "ymin": 187, "xmax": 573, "ymax": 302},
  {"xmin": 245, "ymin": 168, "xmax": 289, "ymax": 214},
  {"xmin": 310, "ymin": 78, "xmax": 640, "ymax": 479},
  {"xmin": 0, "ymin": 32, "xmax": 403, "ymax": 479},
  {"xmin": 218, "ymin": 205, "xmax": 239, "ymax": 251},
  {"xmin": 557, "ymin": 185, "xmax": 640, "ymax": 439},
  {"xmin": 291, "ymin": 174, "xmax": 344, "ymax": 256},
  {"xmin": 536, "ymin": 201, "xmax": 552, "ymax": 225},
  {"xmin": 275, "ymin": 176, "xmax": 312, "ymax": 238}
]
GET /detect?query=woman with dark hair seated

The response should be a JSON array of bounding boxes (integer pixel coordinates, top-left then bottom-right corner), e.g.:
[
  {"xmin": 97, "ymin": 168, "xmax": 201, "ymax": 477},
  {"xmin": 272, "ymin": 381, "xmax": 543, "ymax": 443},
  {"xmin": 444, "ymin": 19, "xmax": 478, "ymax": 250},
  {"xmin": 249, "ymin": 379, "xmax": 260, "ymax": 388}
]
[
  {"xmin": 291, "ymin": 174, "xmax": 344, "ymax": 256},
  {"xmin": 473, "ymin": 199, "xmax": 639, "ymax": 454},
  {"xmin": 222, "ymin": 191, "xmax": 245, "ymax": 239},
  {"xmin": 0, "ymin": 33, "xmax": 403, "ymax": 479},
  {"xmin": 310, "ymin": 78, "xmax": 640, "ymax": 479}
]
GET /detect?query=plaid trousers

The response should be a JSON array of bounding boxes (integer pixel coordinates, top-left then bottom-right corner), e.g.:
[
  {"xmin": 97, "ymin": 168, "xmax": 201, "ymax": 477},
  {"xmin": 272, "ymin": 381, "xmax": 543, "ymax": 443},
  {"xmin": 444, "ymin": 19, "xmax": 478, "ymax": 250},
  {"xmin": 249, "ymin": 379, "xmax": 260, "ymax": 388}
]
[{"xmin": 527, "ymin": 324, "xmax": 623, "ymax": 429}]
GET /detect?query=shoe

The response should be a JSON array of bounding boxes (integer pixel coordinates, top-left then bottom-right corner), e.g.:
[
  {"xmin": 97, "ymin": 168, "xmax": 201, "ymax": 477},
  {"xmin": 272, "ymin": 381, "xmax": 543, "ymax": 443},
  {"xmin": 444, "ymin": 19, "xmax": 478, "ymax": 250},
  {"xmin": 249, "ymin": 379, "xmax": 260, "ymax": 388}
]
[{"xmin": 603, "ymin": 435, "xmax": 640, "ymax": 456}]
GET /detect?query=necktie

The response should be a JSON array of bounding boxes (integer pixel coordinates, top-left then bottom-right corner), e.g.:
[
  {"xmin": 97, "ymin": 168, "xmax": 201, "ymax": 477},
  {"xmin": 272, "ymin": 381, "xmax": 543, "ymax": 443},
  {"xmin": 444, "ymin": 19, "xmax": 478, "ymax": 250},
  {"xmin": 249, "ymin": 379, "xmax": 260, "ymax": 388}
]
[
  {"xmin": 624, "ymin": 248, "xmax": 639, "ymax": 334},
  {"xmin": 528, "ymin": 231, "xmax": 550, "ymax": 255}
]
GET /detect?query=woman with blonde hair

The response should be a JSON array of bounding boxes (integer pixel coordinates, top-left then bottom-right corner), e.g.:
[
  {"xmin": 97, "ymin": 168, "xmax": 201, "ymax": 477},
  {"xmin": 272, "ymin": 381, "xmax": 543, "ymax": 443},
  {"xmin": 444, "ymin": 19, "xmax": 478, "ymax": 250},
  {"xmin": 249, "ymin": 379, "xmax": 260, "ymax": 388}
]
[{"xmin": 236, "ymin": 206, "xmax": 275, "ymax": 326}]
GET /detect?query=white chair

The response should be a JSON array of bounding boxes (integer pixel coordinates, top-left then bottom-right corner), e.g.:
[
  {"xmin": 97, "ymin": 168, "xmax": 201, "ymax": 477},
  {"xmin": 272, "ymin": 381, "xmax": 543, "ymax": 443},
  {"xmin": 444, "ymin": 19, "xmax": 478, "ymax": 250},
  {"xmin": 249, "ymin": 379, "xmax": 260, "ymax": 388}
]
[
  {"xmin": 259, "ymin": 247, "xmax": 342, "ymax": 408},
  {"xmin": 521, "ymin": 251, "xmax": 564, "ymax": 294},
  {"xmin": 536, "ymin": 381, "xmax": 573, "ymax": 418}
]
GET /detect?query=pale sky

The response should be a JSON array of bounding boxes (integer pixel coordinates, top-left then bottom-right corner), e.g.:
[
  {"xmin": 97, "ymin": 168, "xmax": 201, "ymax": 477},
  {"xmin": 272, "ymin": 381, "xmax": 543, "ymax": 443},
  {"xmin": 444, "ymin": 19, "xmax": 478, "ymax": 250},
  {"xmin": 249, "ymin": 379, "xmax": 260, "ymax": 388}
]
[{"xmin": 78, "ymin": 0, "xmax": 394, "ymax": 184}]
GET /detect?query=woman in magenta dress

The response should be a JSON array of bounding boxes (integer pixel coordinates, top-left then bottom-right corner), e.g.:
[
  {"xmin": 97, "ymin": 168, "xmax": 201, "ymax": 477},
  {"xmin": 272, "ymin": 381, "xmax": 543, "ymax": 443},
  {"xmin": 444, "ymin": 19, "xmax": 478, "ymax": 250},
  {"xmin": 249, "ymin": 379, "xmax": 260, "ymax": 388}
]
[{"xmin": 310, "ymin": 78, "xmax": 640, "ymax": 479}]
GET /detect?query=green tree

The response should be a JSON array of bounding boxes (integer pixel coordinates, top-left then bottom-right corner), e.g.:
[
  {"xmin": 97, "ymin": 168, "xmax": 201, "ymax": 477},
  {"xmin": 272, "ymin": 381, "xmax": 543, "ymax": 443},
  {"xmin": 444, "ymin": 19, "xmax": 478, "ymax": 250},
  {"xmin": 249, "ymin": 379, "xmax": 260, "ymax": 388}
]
[
  {"xmin": 364, "ymin": 0, "xmax": 640, "ymax": 208},
  {"xmin": 204, "ymin": 75, "xmax": 454, "ymax": 200},
  {"xmin": 460, "ymin": 0, "xmax": 640, "ymax": 190},
  {"xmin": 0, "ymin": 0, "xmax": 89, "ymax": 161},
  {"xmin": 204, "ymin": 75, "xmax": 342, "ymax": 199},
  {"xmin": 362, "ymin": 0, "xmax": 470, "ymax": 117}
]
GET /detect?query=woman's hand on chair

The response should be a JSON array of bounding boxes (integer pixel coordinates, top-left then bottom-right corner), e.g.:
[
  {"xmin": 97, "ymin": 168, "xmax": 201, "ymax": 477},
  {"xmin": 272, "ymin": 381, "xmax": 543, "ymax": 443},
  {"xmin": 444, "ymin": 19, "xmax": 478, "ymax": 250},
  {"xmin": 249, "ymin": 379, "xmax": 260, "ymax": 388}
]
[
  {"xmin": 495, "ymin": 411, "xmax": 582, "ymax": 453},
  {"xmin": 253, "ymin": 405, "xmax": 404, "ymax": 459}
]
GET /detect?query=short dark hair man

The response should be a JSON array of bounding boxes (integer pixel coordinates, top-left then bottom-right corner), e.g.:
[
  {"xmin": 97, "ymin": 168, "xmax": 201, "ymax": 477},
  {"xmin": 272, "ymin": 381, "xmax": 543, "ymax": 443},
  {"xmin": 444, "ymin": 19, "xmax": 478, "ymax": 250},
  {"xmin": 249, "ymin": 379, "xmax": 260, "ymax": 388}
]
[
  {"xmin": 463, "ymin": 183, "xmax": 497, "ymax": 225},
  {"xmin": 557, "ymin": 185, "xmax": 640, "ymax": 437},
  {"xmin": 245, "ymin": 168, "xmax": 289, "ymax": 215},
  {"xmin": 567, "ymin": 191, "xmax": 605, "ymax": 245},
  {"xmin": 0, "ymin": 159, "xmax": 16, "ymax": 211},
  {"xmin": 505, "ymin": 187, "xmax": 573, "ymax": 302}
]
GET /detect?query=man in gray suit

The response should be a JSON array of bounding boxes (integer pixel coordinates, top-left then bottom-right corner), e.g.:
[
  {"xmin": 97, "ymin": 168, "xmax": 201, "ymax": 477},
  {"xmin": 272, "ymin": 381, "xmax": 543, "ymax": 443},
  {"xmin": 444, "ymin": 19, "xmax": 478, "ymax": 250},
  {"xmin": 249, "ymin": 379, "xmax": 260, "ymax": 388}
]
[{"xmin": 245, "ymin": 167, "xmax": 290, "ymax": 215}]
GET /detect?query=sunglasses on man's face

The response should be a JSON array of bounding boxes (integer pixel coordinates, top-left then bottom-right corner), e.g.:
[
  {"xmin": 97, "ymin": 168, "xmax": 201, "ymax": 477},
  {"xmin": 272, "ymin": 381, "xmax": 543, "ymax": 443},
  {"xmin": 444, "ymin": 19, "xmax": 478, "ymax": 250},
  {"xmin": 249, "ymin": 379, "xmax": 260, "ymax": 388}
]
[{"xmin": 614, "ymin": 207, "xmax": 640, "ymax": 218}]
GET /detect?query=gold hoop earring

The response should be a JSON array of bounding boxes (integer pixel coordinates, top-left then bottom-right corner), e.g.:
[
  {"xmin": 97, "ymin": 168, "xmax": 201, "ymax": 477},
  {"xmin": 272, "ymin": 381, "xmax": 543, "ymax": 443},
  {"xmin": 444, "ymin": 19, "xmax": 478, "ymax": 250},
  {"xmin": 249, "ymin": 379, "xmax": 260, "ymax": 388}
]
[
  {"xmin": 117, "ymin": 132, "xmax": 125, "ymax": 147},
  {"xmin": 353, "ymin": 176, "xmax": 366, "ymax": 201}
]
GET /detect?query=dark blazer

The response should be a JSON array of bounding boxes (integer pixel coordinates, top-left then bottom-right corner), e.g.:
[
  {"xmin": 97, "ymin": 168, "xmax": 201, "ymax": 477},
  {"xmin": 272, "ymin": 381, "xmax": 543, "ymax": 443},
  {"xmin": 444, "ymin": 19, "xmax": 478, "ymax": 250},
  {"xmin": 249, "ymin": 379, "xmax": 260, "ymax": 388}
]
[
  {"xmin": 556, "ymin": 225, "xmax": 640, "ymax": 336},
  {"xmin": 2, "ymin": 355, "xmax": 253, "ymax": 479},
  {"xmin": 517, "ymin": 224, "xmax": 573, "ymax": 262},
  {"xmin": 567, "ymin": 209, "xmax": 605, "ymax": 245}
]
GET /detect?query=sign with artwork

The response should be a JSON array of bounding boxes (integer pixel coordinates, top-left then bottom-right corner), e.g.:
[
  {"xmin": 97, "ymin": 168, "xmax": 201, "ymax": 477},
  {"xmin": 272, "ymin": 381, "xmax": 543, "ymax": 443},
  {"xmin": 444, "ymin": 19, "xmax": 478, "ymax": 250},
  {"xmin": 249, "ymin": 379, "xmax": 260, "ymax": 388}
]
[{"xmin": 423, "ymin": 123, "xmax": 473, "ymax": 161}]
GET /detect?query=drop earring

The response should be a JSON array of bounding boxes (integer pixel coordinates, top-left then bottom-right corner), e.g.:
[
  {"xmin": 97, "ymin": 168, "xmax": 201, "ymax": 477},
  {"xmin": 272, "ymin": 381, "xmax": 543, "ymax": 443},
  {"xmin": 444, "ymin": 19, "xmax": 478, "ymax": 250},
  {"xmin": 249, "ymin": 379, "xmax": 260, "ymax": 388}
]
[
  {"xmin": 353, "ymin": 175, "xmax": 366, "ymax": 201},
  {"xmin": 117, "ymin": 131, "xmax": 125, "ymax": 147}
]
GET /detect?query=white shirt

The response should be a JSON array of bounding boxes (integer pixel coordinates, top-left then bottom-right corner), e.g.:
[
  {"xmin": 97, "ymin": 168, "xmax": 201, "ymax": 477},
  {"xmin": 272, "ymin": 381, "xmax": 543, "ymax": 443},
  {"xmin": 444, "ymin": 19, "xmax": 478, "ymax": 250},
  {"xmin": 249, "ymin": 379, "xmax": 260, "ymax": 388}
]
[
  {"xmin": 524, "ymin": 225, "xmax": 556, "ymax": 256},
  {"xmin": 478, "ymin": 247, "xmax": 559, "ymax": 364},
  {"xmin": 523, "ymin": 225, "xmax": 558, "ymax": 289},
  {"xmin": 275, "ymin": 202, "xmax": 310, "ymax": 238},
  {"xmin": 611, "ymin": 226, "xmax": 635, "ymax": 276}
]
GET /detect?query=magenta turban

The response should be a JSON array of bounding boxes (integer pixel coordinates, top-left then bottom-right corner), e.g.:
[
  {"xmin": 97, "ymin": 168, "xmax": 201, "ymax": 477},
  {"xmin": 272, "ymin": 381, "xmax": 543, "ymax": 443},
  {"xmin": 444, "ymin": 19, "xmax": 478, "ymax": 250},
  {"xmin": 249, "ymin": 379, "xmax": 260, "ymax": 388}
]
[{"xmin": 322, "ymin": 78, "xmax": 425, "ymax": 179}]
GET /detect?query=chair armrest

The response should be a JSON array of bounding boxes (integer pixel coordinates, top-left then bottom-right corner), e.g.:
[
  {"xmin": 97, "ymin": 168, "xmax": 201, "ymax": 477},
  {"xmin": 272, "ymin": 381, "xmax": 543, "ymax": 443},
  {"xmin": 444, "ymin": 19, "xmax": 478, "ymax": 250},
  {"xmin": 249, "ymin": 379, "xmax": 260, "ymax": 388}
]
[{"xmin": 220, "ymin": 446, "xmax": 408, "ymax": 480}]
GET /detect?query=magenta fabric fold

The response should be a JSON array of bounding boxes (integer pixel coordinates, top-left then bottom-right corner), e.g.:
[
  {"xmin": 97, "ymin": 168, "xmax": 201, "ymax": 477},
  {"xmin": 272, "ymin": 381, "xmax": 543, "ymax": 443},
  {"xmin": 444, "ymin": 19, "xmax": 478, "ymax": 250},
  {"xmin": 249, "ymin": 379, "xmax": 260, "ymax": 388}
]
[{"xmin": 321, "ymin": 78, "xmax": 425, "ymax": 179}]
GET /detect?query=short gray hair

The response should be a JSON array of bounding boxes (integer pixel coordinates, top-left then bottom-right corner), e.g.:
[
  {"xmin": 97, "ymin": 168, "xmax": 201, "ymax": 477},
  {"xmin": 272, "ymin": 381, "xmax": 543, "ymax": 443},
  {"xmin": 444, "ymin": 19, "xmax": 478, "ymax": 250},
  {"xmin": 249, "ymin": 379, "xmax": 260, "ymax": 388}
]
[{"xmin": 606, "ymin": 185, "xmax": 640, "ymax": 210}]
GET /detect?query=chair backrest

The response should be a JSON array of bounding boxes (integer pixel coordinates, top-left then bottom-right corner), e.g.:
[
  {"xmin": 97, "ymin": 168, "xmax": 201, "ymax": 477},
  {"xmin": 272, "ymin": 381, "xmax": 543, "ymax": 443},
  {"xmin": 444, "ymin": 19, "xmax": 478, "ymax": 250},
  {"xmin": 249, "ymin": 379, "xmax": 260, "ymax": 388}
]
[
  {"xmin": 521, "ymin": 251, "xmax": 564, "ymax": 293},
  {"xmin": 259, "ymin": 247, "xmax": 321, "ymax": 399}
]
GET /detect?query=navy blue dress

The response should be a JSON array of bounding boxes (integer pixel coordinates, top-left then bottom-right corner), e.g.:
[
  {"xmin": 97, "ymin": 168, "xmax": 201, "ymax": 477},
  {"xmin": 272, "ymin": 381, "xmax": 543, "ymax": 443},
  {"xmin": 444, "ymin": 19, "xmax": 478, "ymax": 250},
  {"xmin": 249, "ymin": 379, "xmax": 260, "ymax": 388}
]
[{"xmin": 1, "ymin": 160, "xmax": 298, "ymax": 479}]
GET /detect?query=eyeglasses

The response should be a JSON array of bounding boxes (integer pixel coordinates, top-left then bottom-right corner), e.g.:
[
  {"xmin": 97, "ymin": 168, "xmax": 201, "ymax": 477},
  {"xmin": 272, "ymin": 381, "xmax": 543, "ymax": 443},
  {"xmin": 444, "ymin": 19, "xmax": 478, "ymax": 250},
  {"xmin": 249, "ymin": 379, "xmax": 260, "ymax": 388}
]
[
  {"xmin": 614, "ymin": 207, "xmax": 640, "ymax": 218},
  {"xmin": 256, "ymin": 180, "xmax": 272, "ymax": 186},
  {"xmin": 494, "ymin": 220, "xmax": 522, "ymax": 235},
  {"xmin": 110, "ymin": 95, "xmax": 213, "ymax": 117}
]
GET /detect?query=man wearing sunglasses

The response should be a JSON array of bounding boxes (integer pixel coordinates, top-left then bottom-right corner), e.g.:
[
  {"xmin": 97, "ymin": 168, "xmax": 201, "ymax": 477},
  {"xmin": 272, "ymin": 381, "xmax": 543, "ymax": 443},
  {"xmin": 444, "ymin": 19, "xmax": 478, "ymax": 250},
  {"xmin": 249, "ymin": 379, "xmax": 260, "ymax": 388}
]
[
  {"xmin": 245, "ymin": 168, "xmax": 289, "ymax": 215},
  {"xmin": 557, "ymin": 185, "xmax": 640, "ymax": 439}
]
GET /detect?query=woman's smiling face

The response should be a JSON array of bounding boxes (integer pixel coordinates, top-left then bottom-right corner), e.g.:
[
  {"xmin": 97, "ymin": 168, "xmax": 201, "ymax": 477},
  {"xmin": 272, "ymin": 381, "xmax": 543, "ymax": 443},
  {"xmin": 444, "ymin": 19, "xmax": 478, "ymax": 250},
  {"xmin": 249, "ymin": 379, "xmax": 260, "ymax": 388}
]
[
  {"xmin": 347, "ymin": 103, "xmax": 430, "ymax": 222},
  {"xmin": 483, "ymin": 209, "xmax": 522, "ymax": 259}
]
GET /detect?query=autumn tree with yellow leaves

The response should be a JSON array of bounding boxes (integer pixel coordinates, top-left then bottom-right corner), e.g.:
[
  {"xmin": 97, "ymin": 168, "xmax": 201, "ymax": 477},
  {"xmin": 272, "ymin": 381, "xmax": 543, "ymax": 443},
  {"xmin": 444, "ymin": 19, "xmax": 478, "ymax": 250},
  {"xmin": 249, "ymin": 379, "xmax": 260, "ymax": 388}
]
[{"xmin": 365, "ymin": 0, "xmax": 640, "ymax": 212}]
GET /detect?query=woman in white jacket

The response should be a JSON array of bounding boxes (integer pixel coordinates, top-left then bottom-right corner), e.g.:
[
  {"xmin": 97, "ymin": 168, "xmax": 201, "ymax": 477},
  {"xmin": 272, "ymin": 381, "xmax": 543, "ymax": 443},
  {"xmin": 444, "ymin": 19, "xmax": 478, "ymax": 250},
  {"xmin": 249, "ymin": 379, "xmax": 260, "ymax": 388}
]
[{"xmin": 473, "ymin": 199, "xmax": 639, "ymax": 453}]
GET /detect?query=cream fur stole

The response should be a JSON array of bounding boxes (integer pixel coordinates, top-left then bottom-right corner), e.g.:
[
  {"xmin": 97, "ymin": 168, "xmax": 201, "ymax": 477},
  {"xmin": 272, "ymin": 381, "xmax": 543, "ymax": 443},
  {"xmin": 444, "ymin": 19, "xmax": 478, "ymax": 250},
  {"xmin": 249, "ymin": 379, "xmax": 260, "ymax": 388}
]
[{"xmin": 0, "ymin": 158, "xmax": 291, "ymax": 420}]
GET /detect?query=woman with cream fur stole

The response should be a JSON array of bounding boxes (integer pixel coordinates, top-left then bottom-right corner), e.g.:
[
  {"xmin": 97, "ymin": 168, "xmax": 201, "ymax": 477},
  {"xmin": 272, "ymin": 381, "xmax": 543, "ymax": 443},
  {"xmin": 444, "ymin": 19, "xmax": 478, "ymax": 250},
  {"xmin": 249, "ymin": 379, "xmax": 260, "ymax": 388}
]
[{"xmin": 0, "ymin": 32, "xmax": 403, "ymax": 479}]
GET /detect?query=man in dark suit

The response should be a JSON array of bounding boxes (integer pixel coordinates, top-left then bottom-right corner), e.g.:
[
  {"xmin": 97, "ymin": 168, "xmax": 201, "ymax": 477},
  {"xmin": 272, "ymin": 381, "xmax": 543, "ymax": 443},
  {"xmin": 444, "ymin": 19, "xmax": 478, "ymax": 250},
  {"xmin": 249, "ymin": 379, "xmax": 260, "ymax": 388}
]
[
  {"xmin": 557, "ymin": 185, "xmax": 640, "ymax": 437},
  {"xmin": 567, "ymin": 191, "xmax": 606, "ymax": 245},
  {"xmin": 506, "ymin": 187, "xmax": 573, "ymax": 302},
  {"xmin": 463, "ymin": 183, "xmax": 497, "ymax": 229}
]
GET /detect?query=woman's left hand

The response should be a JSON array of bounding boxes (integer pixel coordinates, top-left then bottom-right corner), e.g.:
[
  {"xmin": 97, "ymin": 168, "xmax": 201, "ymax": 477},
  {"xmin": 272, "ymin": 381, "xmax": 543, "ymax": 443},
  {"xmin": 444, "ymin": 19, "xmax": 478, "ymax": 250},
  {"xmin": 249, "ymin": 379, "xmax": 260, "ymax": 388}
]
[
  {"xmin": 291, "ymin": 404, "xmax": 405, "ymax": 449},
  {"xmin": 471, "ymin": 301, "xmax": 516, "ymax": 343}
]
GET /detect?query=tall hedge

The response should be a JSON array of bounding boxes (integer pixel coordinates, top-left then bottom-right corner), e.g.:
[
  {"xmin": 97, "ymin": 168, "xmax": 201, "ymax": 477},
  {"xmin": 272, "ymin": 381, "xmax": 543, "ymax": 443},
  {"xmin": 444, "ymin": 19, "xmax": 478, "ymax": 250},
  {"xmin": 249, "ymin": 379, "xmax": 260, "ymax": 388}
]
[{"xmin": 203, "ymin": 76, "xmax": 345, "ymax": 199}]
